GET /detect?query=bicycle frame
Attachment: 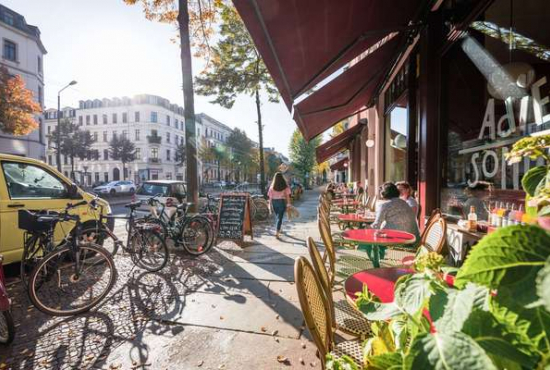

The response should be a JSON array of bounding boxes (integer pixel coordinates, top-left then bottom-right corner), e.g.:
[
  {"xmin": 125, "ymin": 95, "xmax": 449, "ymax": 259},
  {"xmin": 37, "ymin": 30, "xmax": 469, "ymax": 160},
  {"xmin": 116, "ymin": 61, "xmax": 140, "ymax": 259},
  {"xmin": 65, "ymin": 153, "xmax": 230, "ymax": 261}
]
[{"xmin": 0, "ymin": 256, "xmax": 10, "ymax": 311}]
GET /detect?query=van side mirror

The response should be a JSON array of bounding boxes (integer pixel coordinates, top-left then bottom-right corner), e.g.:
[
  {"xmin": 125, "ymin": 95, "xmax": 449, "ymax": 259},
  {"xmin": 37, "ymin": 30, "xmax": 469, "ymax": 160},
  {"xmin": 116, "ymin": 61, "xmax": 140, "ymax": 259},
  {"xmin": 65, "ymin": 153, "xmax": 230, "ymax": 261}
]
[{"xmin": 68, "ymin": 183, "xmax": 80, "ymax": 199}]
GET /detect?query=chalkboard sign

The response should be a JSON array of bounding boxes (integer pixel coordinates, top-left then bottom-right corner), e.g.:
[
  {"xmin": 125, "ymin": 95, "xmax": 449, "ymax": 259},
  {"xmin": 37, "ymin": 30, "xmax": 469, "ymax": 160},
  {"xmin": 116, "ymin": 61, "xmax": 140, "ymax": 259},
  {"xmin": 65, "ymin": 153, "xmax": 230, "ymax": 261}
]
[{"xmin": 216, "ymin": 193, "xmax": 253, "ymax": 242}]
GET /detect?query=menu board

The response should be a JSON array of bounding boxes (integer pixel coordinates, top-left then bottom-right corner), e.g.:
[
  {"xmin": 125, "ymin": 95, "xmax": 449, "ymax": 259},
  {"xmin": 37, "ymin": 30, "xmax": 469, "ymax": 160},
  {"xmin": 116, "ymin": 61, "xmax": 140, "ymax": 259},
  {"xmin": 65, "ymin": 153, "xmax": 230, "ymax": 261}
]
[{"xmin": 216, "ymin": 193, "xmax": 253, "ymax": 242}]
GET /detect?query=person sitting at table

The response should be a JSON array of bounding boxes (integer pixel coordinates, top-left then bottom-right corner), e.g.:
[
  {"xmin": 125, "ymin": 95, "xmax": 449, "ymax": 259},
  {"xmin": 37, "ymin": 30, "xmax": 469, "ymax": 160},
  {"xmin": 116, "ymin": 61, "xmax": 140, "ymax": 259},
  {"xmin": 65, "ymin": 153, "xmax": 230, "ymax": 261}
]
[
  {"xmin": 325, "ymin": 183, "xmax": 336, "ymax": 200},
  {"xmin": 371, "ymin": 182, "xmax": 420, "ymax": 241},
  {"xmin": 396, "ymin": 181, "xmax": 419, "ymax": 217}
]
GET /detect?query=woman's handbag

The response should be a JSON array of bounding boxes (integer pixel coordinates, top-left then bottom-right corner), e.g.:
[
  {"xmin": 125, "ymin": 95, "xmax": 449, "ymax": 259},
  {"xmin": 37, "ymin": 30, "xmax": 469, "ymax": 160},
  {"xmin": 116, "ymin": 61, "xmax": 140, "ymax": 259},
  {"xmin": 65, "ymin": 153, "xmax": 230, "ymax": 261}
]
[{"xmin": 287, "ymin": 205, "xmax": 300, "ymax": 220}]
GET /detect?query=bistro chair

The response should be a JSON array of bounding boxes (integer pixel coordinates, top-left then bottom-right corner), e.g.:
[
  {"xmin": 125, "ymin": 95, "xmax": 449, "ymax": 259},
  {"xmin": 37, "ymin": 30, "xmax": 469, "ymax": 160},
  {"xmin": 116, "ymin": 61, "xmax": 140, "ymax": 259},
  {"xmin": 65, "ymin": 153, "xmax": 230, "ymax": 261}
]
[
  {"xmin": 366, "ymin": 194, "xmax": 377, "ymax": 212},
  {"xmin": 318, "ymin": 213, "xmax": 374, "ymax": 283},
  {"xmin": 307, "ymin": 237, "xmax": 373, "ymax": 339},
  {"xmin": 294, "ymin": 257, "xmax": 365, "ymax": 369}
]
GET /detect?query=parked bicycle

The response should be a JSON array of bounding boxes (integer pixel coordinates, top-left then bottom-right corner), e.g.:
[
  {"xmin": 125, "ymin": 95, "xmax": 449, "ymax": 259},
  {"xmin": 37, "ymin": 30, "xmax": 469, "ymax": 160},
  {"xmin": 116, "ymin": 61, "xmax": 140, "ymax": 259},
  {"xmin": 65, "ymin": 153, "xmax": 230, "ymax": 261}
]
[
  {"xmin": 19, "ymin": 200, "xmax": 117, "ymax": 316},
  {"xmin": 250, "ymin": 195, "xmax": 270, "ymax": 222},
  {"xmin": 81, "ymin": 200, "xmax": 169, "ymax": 272},
  {"xmin": 144, "ymin": 196, "xmax": 214, "ymax": 256},
  {"xmin": 0, "ymin": 255, "xmax": 15, "ymax": 344}
]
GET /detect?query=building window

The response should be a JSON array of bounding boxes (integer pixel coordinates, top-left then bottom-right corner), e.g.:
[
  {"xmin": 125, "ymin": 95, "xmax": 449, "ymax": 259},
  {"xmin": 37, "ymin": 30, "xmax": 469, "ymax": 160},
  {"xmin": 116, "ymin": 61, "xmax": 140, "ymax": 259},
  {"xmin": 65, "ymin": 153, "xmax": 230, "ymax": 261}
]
[
  {"xmin": 104, "ymin": 172, "xmax": 109, "ymax": 182},
  {"xmin": 166, "ymin": 149, "xmax": 171, "ymax": 161},
  {"xmin": 166, "ymin": 172, "xmax": 172, "ymax": 180},
  {"xmin": 103, "ymin": 114, "xmax": 108, "ymax": 124},
  {"xmin": 135, "ymin": 111, "xmax": 140, "ymax": 122},
  {"xmin": 3, "ymin": 12, "xmax": 14, "ymax": 26},
  {"xmin": 86, "ymin": 115, "xmax": 90, "ymax": 125},
  {"xmin": 38, "ymin": 86, "xmax": 43, "ymax": 106},
  {"xmin": 103, "ymin": 131, "xmax": 108, "ymax": 142},
  {"xmin": 2, "ymin": 39, "xmax": 17, "ymax": 62},
  {"xmin": 48, "ymin": 155, "xmax": 52, "ymax": 165},
  {"xmin": 95, "ymin": 172, "xmax": 100, "ymax": 184},
  {"xmin": 151, "ymin": 112, "xmax": 158, "ymax": 123},
  {"xmin": 113, "ymin": 131, "xmax": 118, "ymax": 139},
  {"xmin": 166, "ymin": 132, "xmax": 170, "ymax": 143},
  {"xmin": 135, "ymin": 129, "xmax": 140, "ymax": 141},
  {"xmin": 93, "ymin": 132, "xmax": 98, "ymax": 142},
  {"xmin": 63, "ymin": 156, "xmax": 68, "ymax": 165},
  {"xmin": 93, "ymin": 114, "xmax": 98, "ymax": 125},
  {"xmin": 122, "ymin": 130, "xmax": 128, "ymax": 139},
  {"xmin": 112, "ymin": 113, "xmax": 117, "ymax": 124},
  {"xmin": 78, "ymin": 116, "xmax": 83, "ymax": 126},
  {"xmin": 167, "ymin": 115, "xmax": 171, "ymax": 126},
  {"xmin": 122, "ymin": 112, "xmax": 128, "ymax": 123},
  {"xmin": 151, "ymin": 148, "xmax": 158, "ymax": 159},
  {"xmin": 175, "ymin": 120, "xmax": 178, "ymax": 129},
  {"xmin": 104, "ymin": 149, "xmax": 109, "ymax": 160},
  {"xmin": 135, "ymin": 148, "xmax": 141, "ymax": 159}
]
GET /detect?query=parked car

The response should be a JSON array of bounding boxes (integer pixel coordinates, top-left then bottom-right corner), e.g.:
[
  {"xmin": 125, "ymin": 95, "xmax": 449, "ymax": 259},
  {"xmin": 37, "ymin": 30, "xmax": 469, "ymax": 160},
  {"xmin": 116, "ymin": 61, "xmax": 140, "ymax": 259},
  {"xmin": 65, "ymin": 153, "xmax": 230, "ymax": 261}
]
[
  {"xmin": 93, "ymin": 180, "xmax": 136, "ymax": 195},
  {"xmin": 0, "ymin": 154, "xmax": 112, "ymax": 264},
  {"xmin": 135, "ymin": 180, "xmax": 187, "ymax": 212}
]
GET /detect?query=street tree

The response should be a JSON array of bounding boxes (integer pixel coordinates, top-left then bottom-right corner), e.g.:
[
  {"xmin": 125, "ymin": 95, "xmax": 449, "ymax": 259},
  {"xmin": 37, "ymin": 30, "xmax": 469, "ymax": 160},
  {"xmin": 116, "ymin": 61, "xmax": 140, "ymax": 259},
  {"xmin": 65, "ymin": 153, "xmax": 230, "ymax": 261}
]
[
  {"xmin": 124, "ymin": 0, "xmax": 221, "ymax": 211},
  {"xmin": 194, "ymin": 3, "xmax": 279, "ymax": 195},
  {"xmin": 109, "ymin": 136, "xmax": 136, "ymax": 180},
  {"xmin": 176, "ymin": 142, "xmax": 186, "ymax": 166},
  {"xmin": 0, "ymin": 66, "xmax": 42, "ymax": 135},
  {"xmin": 265, "ymin": 151, "xmax": 282, "ymax": 180},
  {"xmin": 289, "ymin": 129, "xmax": 321, "ymax": 188},
  {"xmin": 48, "ymin": 119, "xmax": 95, "ymax": 180},
  {"xmin": 226, "ymin": 128, "xmax": 254, "ymax": 182}
]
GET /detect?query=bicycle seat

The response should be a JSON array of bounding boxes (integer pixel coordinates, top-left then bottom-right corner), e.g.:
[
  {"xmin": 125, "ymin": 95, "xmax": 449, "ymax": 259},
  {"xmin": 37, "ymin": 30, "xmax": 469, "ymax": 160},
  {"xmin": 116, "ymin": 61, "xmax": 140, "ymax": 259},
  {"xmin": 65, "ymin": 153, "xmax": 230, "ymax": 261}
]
[{"xmin": 125, "ymin": 201, "xmax": 143, "ymax": 210}]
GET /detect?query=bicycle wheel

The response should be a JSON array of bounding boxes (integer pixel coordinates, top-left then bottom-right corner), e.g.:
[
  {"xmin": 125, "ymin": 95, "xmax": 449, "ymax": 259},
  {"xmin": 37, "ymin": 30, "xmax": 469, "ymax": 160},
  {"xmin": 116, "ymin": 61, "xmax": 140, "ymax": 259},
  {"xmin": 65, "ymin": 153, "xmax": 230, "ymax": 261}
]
[
  {"xmin": 0, "ymin": 310, "xmax": 15, "ymax": 344},
  {"xmin": 80, "ymin": 225, "xmax": 119, "ymax": 256},
  {"xmin": 20, "ymin": 234, "xmax": 58, "ymax": 288},
  {"xmin": 181, "ymin": 217, "xmax": 212, "ymax": 256},
  {"xmin": 128, "ymin": 229, "xmax": 169, "ymax": 272},
  {"xmin": 28, "ymin": 243, "xmax": 117, "ymax": 316},
  {"xmin": 254, "ymin": 200, "xmax": 270, "ymax": 221}
]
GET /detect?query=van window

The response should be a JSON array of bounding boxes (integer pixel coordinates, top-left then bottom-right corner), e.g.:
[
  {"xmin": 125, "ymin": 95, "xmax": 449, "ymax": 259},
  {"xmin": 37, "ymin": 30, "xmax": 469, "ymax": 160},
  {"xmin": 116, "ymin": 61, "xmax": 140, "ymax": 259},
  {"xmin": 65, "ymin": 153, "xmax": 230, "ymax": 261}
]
[
  {"xmin": 2, "ymin": 162, "xmax": 68, "ymax": 199},
  {"xmin": 137, "ymin": 183, "xmax": 170, "ymax": 196}
]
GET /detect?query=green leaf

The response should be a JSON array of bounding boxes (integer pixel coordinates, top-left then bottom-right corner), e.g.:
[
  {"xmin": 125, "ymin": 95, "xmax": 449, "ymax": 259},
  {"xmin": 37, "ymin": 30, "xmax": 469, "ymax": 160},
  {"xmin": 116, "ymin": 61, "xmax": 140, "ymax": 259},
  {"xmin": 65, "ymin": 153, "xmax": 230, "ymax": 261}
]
[
  {"xmin": 537, "ymin": 257, "xmax": 550, "ymax": 312},
  {"xmin": 366, "ymin": 352, "xmax": 404, "ymax": 370},
  {"xmin": 390, "ymin": 317, "xmax": 408, "ymax": 350},
  {"xmin": 539, "ymin": 205, "xmax": 550, "ymax": 217},
  {"xmin": 407, "ymin": 332, "xmax": 497, "ymax": 370},
  {"xmin": 358, "ymin": 301, "xmax": 403, "ymax": 321},
  {"xmin": 522, "ymin": 166, "xmax": 547, "ymax": 197},
  {"xmin": 394, "ymin": 274, "xmax": 432, "ymax": 315},
  {"xmin": 326, "ymin": 354, "xmax": 360, "ymax": 370},
  {"xmin": 455, "ymin": 225, "xmax": 550, "ymax": 291},
  {"xmin": 462, "ymin": 310, "xmax": 539, "ymax": 368},
  {"xmin": 430, "ymin": 283, "xmax": 490, "ymax": 333}
]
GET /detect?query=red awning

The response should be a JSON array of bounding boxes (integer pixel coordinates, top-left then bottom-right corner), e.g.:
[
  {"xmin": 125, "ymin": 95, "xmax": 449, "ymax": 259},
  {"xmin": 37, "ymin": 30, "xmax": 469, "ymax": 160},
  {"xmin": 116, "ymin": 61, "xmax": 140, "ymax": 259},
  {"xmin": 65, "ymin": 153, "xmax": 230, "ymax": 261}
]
[
  {"xmin": 295, "ymin": 35, "xmax": 400, "ymax": 140},
  {"xmin": 316, "ymin": 123, "xmax": 365, "ymax": 163},
  {"xmin": 233, "ymin": 0, "xmax": 424, "ymax": 139},
  {"xmin": 330, "ymin": 157, "xmax": 349, "ymax": 171}
]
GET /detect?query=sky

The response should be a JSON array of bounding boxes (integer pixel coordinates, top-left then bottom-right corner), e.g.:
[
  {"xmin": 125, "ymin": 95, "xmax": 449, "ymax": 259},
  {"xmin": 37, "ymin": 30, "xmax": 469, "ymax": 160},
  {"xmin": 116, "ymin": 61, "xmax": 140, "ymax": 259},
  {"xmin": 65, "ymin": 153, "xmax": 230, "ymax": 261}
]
[{"xmin": 3, "ymin": 0, "xmax": 297, "ymax": 156}]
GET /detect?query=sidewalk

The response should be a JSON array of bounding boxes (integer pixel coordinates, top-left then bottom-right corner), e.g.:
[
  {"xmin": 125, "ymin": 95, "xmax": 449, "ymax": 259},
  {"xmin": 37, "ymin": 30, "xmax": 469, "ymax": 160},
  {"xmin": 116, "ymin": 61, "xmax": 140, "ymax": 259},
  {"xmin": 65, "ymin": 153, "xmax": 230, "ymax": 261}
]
[{"xmin": 0, "ymin": 188, "xmax": 328, "ymax": 370}]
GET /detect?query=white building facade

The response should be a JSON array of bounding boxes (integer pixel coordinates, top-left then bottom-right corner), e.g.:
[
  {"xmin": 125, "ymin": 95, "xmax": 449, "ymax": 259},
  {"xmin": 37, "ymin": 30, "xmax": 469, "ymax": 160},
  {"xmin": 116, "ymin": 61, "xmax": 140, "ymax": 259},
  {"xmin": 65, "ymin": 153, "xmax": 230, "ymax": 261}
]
[
  {"xmin": 196, "ymin": 113, "xmax": 234, "ymax": 183},
  {"xmin": 0, "ymin": 4, "xmax": 46, "ymax": 160},
  {"xmin": 45, "ymin": 94, "xmax": 188, "ymax": 185}
]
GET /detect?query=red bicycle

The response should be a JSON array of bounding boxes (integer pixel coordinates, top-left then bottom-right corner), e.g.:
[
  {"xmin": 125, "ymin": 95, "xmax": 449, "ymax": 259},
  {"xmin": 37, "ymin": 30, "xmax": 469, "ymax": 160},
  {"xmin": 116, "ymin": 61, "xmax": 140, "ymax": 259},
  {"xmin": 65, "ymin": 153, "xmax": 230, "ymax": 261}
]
[{"xmin": 0, "ymin": 255, "xmax": 15, "ymax": 344}]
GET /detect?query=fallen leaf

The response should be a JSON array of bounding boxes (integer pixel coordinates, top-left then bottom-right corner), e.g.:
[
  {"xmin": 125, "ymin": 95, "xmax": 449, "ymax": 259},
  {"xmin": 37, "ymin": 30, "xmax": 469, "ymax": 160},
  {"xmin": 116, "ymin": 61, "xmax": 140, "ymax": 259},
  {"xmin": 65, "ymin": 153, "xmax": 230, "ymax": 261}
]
[
  {"xmin": 275, "ymin": 315, "xmax": 280, "ymax": 320},
  {"xmin": 277, "ymin": 356, "xmax": 290, "ymax": 364},
  {"xmin": 261, "ymin": 326, "xmax": 267, "ymax": 332},
  {"xmin": 218, "ymin": 365, "xmax": 226, "ymax": 369},
  {"xmin": 220, "ymin": 316, "xmax": 224, "ymax": 320},
  {"xmin": 197, "ymin": 360, "xmax": 204, "ymax": 367},
  {"xmin": 300, "ymin": 358, "xmax": 305, "ymax": 365},
  {"xmin": 310, "ymin": 362, "xmax": 316, "ymax": 367},
  {"xmin": 271, "ymin": 330, "xmax": 278, "ymax": 336},
  {"xmin": 301, "ymin": 342, "xmax": 306, "ymax": 349}
]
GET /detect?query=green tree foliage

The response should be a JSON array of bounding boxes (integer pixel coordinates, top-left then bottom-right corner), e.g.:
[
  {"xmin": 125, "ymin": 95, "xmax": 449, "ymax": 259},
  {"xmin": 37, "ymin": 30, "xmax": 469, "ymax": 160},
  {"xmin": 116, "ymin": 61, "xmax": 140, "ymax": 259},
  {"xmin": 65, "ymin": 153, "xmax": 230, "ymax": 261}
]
[
  {"xmin": 176, "ymin": 142, "xmax": 186, "ymax": 166},
  {"xmin": 289, "ymin": 129, "xmax": 321, "ymax": 186},
  {"xmin": 226, "ymin": 128, "xmax": 254, "ymax": 182},
  {"xmin": 199, "ymin": 139, "xmax": 229, "ymax": 181},
  {"xmin": 48, "ymin": 119, "xmax": 95, "ymax": 180},
  {"xmin": 265, "ymin": 151, "xmax": 282, "ymax": 180},
  {"xmin": 194, "ymin": 3, "xmax": 279, "ymax": 194},
  {"xmin": 109, "ymin": 136, "xmax": 136, "ymax": 180}
]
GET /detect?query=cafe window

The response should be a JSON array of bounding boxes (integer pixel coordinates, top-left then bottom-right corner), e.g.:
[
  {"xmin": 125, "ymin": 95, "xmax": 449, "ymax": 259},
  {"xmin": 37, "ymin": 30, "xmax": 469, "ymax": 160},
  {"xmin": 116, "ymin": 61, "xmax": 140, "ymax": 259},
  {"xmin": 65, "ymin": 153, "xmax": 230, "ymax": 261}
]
[{"xmin": 440, "ymin": 0, "xmax": 550, "ymax": 220}]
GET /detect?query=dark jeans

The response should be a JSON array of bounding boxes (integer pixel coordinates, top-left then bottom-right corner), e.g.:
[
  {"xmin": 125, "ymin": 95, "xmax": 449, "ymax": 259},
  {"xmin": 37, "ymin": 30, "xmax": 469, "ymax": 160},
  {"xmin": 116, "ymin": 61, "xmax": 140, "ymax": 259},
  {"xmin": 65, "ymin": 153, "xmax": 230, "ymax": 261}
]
[{"xmin": 272, "ymin": 199, "xmax": 286, "ymax": 232}]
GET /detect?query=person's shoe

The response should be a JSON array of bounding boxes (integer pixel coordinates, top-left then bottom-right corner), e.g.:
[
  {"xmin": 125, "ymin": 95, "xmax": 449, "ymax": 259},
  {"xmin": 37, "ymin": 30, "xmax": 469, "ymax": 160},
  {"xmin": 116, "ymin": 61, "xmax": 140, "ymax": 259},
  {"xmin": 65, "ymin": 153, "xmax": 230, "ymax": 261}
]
[{"xmin": 275, "ymin": 231, "xmax": 280, "ymax": 239}]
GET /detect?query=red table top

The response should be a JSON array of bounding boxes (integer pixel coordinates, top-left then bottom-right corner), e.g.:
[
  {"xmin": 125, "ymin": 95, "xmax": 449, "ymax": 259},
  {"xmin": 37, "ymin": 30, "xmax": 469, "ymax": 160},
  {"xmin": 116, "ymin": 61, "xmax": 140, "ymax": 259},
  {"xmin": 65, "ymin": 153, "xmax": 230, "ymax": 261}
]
[
  {"xmin": 337, "ymin": 214, "xmax": 375, "ymax": 223},
  {"xmin": 333, "ymin": 200, "xmax": 359, "ymax": 206},
  {"xmin": 342, "ymin": 228, "xmax": 416, "ymax": 246},
  {"xmin": 345, "ymin": 267, "xmax": 413, "ymax": 303}
]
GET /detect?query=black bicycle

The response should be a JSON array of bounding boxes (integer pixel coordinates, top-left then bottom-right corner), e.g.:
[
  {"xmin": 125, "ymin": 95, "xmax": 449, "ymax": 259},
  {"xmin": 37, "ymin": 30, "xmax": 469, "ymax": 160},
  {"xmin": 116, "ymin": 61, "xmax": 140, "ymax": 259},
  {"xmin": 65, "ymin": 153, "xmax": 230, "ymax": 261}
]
[
  {"xmin": 81, "ymin": 200, "xmax": 169, "ymax": 272},
  {"xmin": 144, "ymin": 196, "xmax": 214, "ymax": 256},
  {"xmin": 21, "ymin": 200, "xmax": 117, "ymax": 316}
]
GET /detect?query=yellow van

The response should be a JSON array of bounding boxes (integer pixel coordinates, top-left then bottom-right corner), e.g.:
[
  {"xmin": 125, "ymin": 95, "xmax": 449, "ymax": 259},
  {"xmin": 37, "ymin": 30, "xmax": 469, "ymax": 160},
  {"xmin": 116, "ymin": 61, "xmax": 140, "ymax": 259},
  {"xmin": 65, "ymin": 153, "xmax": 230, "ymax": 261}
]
[{"xmin": 0, "ymin": 154, "xmax": 112, "ymax": 264}]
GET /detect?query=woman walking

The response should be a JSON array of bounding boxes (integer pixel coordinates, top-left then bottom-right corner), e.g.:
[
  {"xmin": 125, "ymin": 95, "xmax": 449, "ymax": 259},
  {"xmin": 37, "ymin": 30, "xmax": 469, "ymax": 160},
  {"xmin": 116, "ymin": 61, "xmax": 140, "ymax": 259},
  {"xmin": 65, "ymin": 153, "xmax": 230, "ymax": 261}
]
[{"xmin": 268, "ymin": 172, "xmax": 292, "ymax": 239}]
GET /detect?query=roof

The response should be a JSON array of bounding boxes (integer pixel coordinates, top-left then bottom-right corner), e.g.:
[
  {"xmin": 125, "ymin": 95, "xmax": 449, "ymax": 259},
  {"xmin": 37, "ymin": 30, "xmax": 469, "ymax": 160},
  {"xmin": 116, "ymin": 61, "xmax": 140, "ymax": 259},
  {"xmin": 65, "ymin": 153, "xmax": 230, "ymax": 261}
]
[
  {"xmin": 316, "ymin": 122, "xmax": 365, "ymax": 163},
  {"xmin": 0, "ymin": 4, "xmax": 47, "ymax": 54}
]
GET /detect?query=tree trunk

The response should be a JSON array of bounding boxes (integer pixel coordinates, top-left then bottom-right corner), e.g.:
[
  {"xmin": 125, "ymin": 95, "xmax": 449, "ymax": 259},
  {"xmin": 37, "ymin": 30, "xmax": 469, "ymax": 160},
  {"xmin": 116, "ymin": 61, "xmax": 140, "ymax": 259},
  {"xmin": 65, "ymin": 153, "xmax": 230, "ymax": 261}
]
[
  {"xmin": 217, "ymin": 160, "xmax": 221, "ymax": 181},
  {"xmin": 70, "ymin": 155, "xmax": 75, "ymax": 181},
  {"xmin": 178, "ymin": 0, "xmax": 199, "ymax": 212},
  {"xmin": 255, "ymin": 89, "xmax": 266, "ymax": 195},
  {"xmin": 122, "ymin": 162, "xmax": 126, "ymax": 180}
]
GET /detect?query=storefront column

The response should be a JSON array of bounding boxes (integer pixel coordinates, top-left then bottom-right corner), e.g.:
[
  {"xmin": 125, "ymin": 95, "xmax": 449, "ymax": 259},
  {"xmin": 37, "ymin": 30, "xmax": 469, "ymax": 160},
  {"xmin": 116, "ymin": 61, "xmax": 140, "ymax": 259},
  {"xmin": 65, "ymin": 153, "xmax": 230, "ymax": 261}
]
[
  {"xmin": 418, "ymin": 13, "xmax": 444, "ymax": 226},
  {"xmin": 367, "ymin": 107, "xmax": 379, "ymax": 198}
]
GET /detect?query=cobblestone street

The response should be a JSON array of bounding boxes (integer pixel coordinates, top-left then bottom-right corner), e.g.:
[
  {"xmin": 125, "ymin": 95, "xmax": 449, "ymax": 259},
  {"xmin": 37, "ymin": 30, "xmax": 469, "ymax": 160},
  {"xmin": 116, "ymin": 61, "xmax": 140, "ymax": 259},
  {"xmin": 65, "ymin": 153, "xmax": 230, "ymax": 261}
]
[{"xmin": 0, "ymin": 189, "xmax": 325, "ymax": 370}]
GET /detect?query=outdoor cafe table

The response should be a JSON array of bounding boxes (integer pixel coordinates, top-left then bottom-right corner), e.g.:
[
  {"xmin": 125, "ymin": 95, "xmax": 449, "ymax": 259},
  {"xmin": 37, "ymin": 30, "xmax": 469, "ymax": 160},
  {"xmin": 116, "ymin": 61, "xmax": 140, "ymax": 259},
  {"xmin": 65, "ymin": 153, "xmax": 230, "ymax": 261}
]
[
  {"xmin": 337, "ymin": 213, "xmax": 375, "ymax": 229},
  {"xmin": 332, "ymin": 200, "xmax": 360, "ymax": 214},
  {"xmin": 342, "ymin": 229, "xmax": 417, "ymax": 268}
]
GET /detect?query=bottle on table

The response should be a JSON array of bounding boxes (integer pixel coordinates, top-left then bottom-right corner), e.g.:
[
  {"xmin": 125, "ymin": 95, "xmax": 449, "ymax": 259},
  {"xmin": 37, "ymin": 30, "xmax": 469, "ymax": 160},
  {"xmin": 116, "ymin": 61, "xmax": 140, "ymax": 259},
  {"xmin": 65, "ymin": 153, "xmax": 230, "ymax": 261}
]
[{"xmin": 468, "ymin": 206, "xmax": 478, "ymax": 232}]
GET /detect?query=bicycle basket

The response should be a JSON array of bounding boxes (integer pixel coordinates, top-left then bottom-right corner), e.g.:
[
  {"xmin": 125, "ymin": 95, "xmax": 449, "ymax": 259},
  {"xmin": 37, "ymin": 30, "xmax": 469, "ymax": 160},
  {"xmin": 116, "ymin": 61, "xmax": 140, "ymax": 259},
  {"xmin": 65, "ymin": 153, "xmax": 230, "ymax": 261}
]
[{"xmin": 18, "ymin": 210, "xmax": 59, "ymax": 233}]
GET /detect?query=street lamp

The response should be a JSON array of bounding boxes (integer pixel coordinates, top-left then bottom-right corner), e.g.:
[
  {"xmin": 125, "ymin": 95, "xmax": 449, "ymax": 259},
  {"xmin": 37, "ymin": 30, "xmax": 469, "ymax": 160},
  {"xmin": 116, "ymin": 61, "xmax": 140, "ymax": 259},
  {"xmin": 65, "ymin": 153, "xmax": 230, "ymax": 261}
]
[{"xmin": 56, "ymin": 80, "xmax": 77, "ymax": 172}]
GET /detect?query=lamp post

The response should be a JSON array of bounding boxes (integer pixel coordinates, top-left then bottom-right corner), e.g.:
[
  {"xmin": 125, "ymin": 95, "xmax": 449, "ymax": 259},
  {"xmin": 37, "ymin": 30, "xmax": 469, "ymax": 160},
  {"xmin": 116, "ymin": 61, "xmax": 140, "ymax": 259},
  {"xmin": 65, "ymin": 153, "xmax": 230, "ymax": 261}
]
[{"xmin": 56, "ymin": 80, "xmax": 77, "ymax": 172}]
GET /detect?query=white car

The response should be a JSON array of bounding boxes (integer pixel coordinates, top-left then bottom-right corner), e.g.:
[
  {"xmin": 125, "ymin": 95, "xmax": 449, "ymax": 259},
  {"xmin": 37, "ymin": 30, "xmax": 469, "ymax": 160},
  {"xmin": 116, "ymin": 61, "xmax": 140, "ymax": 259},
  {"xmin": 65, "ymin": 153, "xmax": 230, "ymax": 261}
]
[
  {"xmin": 135, "ymin": 180, "xmax": 187, "ymax": 212},
  {"xmin": 93, "ymin": 180, "xmax": 136, "ymax": 195}
]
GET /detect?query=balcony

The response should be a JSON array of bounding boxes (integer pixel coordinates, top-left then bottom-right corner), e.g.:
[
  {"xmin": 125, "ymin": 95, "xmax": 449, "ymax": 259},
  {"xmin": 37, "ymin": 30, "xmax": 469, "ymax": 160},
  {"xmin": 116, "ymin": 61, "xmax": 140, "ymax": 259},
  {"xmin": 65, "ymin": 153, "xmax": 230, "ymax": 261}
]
[
  {"xmin": 148, "ymin": 157, "xmax": 162, "ymax": 164},
  {"xmin": 147, "ymin": 135, "xmax": 162, "ymax": 144}
]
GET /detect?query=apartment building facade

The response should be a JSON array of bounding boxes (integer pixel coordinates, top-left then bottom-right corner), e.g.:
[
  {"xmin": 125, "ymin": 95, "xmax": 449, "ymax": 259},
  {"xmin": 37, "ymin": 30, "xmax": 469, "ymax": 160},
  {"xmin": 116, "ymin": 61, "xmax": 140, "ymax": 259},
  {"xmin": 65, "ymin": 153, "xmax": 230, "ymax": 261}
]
[
  {"xmin": 196, "ymin": 113, "xmax": 233, "ymax": 183},
  {"xmin": 0, "ymin": 4, "xmax": 46, "ymax": 159}
]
